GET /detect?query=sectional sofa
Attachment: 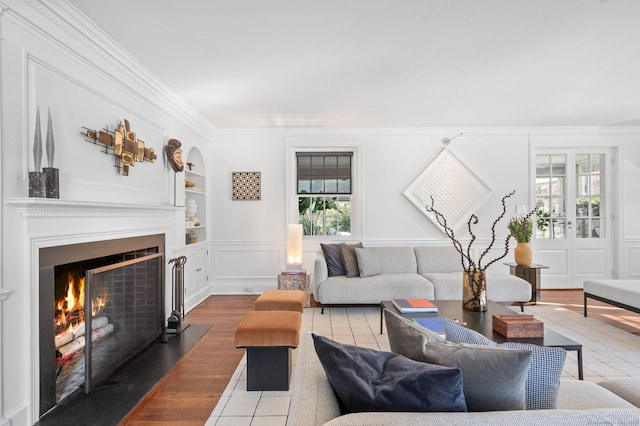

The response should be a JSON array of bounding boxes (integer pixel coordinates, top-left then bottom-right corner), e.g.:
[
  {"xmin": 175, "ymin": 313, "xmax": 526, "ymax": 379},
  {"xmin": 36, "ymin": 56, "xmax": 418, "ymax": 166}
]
[
  {"xmin": 313, "ymin": 245, "xmax": 532, "ymax": 311},
  {"xmin": 287, "ymin": 332, "xmax": 640, "ymax": 425}
]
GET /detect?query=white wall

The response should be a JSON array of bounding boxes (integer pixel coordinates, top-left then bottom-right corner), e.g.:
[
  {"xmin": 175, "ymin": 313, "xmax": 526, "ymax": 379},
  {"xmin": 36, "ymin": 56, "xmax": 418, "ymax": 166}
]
[
  {"xmin": 210, "ymin": 129, "xmax": 640, "ymax": 294},
  {"xmin": 2, "ymin": 2, "xmax": 640, "ymax": 425},
  {"xmin": 0, "ymin": 2, "xmax": 214, "ymax": 424}
]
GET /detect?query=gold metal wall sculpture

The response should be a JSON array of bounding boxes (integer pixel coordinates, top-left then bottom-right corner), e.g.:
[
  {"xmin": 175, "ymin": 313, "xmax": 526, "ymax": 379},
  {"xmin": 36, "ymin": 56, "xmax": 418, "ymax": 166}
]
[{"xmin": 83, "ymin": 119, "xmax": 157, "ymax": 176}]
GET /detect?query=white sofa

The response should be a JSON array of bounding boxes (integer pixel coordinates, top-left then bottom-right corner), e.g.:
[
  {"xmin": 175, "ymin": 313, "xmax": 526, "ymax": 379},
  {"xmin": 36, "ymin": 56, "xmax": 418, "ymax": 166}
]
[
  {"xmin": 313, "ymin": 246, "xmax": 532, "ymax": 312},
  {"xmin": 287, "ymin": 333, "xmax": 640, "ymax": 426}
]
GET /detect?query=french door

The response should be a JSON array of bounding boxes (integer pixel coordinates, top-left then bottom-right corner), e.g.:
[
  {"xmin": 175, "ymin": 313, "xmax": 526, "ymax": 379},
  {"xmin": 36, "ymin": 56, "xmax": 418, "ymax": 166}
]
[{"xmin": 534, "ymin": 148, "xmax": 614, "ymax": 289}]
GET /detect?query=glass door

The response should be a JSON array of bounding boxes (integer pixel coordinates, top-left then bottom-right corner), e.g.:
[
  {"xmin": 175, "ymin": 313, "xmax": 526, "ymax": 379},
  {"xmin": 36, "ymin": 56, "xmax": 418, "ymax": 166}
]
[{"xmin": 534, "ymin": 149, "xmax": 612, "ymax": 288}]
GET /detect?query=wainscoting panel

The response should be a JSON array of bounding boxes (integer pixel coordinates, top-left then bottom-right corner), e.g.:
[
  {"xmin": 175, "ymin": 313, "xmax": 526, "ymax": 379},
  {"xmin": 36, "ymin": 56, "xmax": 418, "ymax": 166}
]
[
  {"xmin": 627, "ymin": 240, "xmax": 640, "ymax": 278},
  {"xmin": 215, "ymin": 248, "xmax": 281, "ymax": 279}
]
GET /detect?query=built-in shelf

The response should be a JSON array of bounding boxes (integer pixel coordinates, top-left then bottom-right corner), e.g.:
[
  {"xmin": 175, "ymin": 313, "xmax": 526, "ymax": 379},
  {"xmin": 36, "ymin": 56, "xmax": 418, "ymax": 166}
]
[
  {"xmin": 184, "ymin": 149, "xmax": 206, "ymax": 245},
  {"xmin": 185, "ymin": 189, "xmax": 204, "ymax": 195},
  {"xmin": 185, "ymin": 169, "xmax": 205, "ymax": 178}
]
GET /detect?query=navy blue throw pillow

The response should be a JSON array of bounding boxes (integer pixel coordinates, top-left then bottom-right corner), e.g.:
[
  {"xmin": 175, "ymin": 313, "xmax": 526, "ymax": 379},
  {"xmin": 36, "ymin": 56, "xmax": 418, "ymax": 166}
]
[
  {"xmin": 321, "ymin": 243, "xmax": 346, "ymax": 276},
  {"xmin": 312, "ymin": 333, "xmax": 467, "ymax": 414}
]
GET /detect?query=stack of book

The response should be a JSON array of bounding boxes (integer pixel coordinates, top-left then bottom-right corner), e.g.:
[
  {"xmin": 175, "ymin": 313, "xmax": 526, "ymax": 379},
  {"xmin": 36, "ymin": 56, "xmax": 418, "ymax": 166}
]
[
  {"xmin": 281, "ymin": 267, "xmax": 307, "ymax": 275},
  {"xmin": 391, "ymin": 298, "xmax": 438, "ymax": 313},
  {"xmin": 413, "ymin": 317, "xmax": 446, "ymax": 338}
]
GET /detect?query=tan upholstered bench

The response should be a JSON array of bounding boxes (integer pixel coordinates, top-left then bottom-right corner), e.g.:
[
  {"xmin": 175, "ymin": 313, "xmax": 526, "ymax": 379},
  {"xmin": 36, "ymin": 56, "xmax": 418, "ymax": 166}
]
[
  {"xmin": 254, "ymin": 289, "xmax": 306, "ymax": 313},
  {"xmin": 234, "ymin": 310, "xmax": 302, "ymax": 391}
]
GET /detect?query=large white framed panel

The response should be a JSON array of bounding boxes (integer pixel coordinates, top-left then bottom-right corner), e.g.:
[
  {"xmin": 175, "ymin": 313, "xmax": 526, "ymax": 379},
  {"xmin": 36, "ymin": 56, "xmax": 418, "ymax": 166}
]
[
  {"xmin": 403, "ymin": 149, "xmax": 491, "ymax": 232},
  {"xmin": 629, "ymin": 245, "xmax": 640, "ymax": 277},
  {"xmin": 575, "ymin": 249, "xmax": 608, "ymax": 276},
  {"xmin": 214, "ymin": 248, "xmax": 281, "ymax": 279},
  {"xmin": 536, "ymin": 250, "xmax": 569, "ymax": 275}
]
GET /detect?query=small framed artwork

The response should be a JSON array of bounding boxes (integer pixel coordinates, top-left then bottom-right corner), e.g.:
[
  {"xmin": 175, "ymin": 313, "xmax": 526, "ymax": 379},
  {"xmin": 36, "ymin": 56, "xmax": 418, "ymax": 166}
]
[{"xmin": 232, "ymin": 171, "xmax": 261, "ymax": 200}]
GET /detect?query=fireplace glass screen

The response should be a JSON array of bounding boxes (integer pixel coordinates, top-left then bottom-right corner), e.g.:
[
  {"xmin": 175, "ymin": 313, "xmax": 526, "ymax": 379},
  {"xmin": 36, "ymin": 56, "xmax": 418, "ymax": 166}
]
[
  {"xmin": 84, "ymin": 253, "xmax": 163, "ymax": 393},
  {"xmin": 41, "ymin": 235, "xmax": 165, "ymax": 416}
]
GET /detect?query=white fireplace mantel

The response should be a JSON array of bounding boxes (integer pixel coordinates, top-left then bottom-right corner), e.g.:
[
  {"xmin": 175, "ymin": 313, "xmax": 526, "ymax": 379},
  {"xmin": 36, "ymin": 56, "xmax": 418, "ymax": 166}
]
[{"xmin": 5, "ymin": 198, "xmax": 183, "ymax": 216}]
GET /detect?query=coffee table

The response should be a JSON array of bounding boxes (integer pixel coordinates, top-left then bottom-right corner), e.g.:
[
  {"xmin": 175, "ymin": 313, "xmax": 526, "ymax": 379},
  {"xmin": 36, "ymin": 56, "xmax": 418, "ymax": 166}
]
[{"xmin": 380, "ymin": 299, "xmax": 583, "ymax": 380}]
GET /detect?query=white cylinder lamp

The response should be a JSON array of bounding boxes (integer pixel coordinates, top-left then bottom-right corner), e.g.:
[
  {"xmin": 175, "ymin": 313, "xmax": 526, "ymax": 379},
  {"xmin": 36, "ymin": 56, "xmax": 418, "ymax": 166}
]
[{"xmin": 285, "ymin": 224, "xmax": 304, "ymax": 271}]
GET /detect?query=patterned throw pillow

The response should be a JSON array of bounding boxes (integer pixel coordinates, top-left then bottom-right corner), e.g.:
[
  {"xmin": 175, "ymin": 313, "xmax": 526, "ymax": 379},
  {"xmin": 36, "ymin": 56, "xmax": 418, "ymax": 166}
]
[
  {"xmin": 444, "ymin": 319, "xmax": 498, "ymax": 347},
  {"xmin": 501, "ymin": 342, "xmax": 566, "ymax": 410},
  {"xmin": 444, "ymin": 319, "xmax": 567, "ymax": 410}
]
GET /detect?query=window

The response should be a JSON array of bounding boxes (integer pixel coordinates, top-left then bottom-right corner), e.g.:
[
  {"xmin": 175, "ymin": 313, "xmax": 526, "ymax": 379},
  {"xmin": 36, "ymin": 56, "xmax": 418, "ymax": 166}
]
[
  {"xmin": 535, "ymin": 154, "xmax": 567, "ymax": 239},
  {"xmin": 296, "ymin": 152, "xmax": 352, "ymax": 236},
  {"xmin": 575, "ymin": 154, "xmax": 605, "ymax": 239}
]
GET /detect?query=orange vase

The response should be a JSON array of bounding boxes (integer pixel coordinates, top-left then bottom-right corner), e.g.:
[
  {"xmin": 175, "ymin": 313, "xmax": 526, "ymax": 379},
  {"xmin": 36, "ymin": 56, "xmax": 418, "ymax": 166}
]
[{"xmin": 514, "ymin": 242, "xmax": 532, "ymax": 266}]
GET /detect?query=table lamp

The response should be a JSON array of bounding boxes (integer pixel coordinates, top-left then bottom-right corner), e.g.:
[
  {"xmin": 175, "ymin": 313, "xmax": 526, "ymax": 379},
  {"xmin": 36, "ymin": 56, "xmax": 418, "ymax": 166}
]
[{"xmin": 285, "ymin": 224, "xmax": 304, "ymax": 272}]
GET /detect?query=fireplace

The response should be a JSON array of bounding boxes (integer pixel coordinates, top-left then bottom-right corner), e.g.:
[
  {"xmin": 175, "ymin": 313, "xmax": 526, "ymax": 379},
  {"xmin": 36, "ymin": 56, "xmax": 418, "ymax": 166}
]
[{"xmin": 38, "ymin": 234, "xmax": 165, "ymax": 417}]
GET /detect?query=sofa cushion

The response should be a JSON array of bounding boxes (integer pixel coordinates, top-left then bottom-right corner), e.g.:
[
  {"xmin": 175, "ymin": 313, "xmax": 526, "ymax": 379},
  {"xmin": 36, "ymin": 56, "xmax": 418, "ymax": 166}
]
[
  {"xmin": 415, "ymin": 246, "xmax": 461, "ymax": 273},
  {"xmin": 321, "ymin": 243, "xmax": 346, "ymax": 277},
  {"xmin": 312, "ymin": 333, "xmax": 467, "ymax": 414},
  {"xmin": 341, "ymin": 242, "xmax": 363, "ymax": 278},
  {"xmin": 598, "ymin": 378, "xmax": 640, "ymax": 407},
  {"xmin": 355, "ymin": 248, "xmax": 382, "ymax": 277},
  {"xmin": 316, "ymin": 274, "xmax": 435, "ymax": 304},
  {"xmin": 445, "ymin": 320, "xmax": 567, "ymax": 410},
  {"xmin": 322, "ymin": 409, "xmax": 640, "ymax": 425},
  {"xmin": 384, "ymin": 309, "xmax": 530, "ymax": 412},
  {"xmin": 374, "ymin": 246, "xmax": 418, "ymax": 273}
]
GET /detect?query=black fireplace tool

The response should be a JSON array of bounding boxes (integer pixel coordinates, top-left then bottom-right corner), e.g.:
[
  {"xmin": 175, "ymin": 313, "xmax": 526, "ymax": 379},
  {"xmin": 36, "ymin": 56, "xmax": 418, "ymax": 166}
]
[{"xmin": 166, "ymin": 256, "xmax": 190, "ymax": 334}]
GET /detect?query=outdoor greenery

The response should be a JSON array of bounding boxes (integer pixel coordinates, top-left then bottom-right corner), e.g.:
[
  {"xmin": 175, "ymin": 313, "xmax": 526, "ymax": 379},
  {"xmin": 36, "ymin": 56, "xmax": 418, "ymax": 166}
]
[
  {"xmin": 536, "ymin": 208, "xmax": 551, "ymax": 233},
  {"xmin": 298, "ymin": 196, "xmax": 351, "ymax": 236}
]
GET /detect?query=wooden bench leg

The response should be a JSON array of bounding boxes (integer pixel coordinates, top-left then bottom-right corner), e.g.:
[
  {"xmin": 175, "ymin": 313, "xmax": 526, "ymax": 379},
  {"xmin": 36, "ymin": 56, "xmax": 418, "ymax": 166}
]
[{"xmin": 245, "ymin": 346, "xmax": 292, "ymax": 391}]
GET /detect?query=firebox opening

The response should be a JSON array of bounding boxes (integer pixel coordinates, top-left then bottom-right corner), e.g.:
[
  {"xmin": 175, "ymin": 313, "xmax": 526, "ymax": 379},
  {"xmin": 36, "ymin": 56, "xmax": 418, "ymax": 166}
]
[{"xmin": 39, "ymin": 234, "xmax": 165, "ymax": 418}]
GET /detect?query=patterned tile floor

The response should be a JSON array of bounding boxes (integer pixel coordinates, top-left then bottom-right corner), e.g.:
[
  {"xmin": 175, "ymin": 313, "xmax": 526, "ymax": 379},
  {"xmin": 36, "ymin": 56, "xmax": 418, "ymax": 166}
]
[{"xmin": 206, "ymin": 302, "xmax": 640, "ymax": 425}]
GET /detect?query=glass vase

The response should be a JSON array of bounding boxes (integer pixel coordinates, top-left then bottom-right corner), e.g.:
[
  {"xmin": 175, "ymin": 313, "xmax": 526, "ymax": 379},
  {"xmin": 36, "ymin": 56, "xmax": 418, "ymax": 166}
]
[{"xmin": 463, "ymin": 268, "xmax": 487, "ymax": 312}]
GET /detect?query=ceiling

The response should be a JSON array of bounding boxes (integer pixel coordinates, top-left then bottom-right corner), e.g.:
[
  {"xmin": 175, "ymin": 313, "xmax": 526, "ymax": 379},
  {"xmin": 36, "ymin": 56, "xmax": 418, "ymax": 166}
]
[{"xmin": 67, "ymin": 0, "xmax": 640, "ymax": 129}]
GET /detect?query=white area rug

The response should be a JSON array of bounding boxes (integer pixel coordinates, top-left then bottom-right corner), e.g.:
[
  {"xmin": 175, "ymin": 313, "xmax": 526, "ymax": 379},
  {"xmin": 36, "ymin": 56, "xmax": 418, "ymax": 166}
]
[{"xmin": 206, "ymin": 303, "xmax": 640, "ymax": 425}]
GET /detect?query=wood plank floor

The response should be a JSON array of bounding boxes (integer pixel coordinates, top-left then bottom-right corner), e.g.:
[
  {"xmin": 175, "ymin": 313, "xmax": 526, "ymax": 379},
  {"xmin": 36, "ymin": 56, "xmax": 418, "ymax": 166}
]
[
  {"xmin": 121, "ymin": 289, "xmax": 640, "ymax": 425},
  {"xmin": 120, "ymin": 294, "xmax": 257, "ymax": 425}
]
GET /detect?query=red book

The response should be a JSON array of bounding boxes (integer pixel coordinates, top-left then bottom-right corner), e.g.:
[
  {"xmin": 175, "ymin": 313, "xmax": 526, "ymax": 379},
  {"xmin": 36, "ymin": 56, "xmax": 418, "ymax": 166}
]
[{"xmin": 392, "ymin": 298, "xmax": 438, "ymax": 313}]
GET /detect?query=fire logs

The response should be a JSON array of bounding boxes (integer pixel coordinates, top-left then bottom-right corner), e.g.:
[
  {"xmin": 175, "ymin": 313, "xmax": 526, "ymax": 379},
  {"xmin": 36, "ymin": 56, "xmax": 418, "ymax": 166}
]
[{"xmin": 55, "ymin": 316, "xmax": 113, "ymax": 362}]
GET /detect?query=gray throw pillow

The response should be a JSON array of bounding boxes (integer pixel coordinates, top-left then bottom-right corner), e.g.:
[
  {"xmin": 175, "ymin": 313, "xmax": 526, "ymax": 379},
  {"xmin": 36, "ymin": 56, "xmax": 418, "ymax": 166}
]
[
  {"xmin": 321, "ymin": 243, "xmax": 346, "ymax": 277},
  {"xmin": 341, "ymin": 242, "xmax": 363, "ymax": 277},
  {"xmin": 384, "ymin": 308, "xmax": 445, "ymax": 360},
  {"xmin": 355, "ymin": 247, "xmax": 382, "ymax": 277},
  {"xmin": 445, "ymin": 319, "xmax": 567, "ymax": 410},
  {"xmin": 312, "ymin": 333, "xmax": 467, "ymax": 413},
  {"xmin": 384, "ymin": 309, "xmax": 531, "ymax": 412}
]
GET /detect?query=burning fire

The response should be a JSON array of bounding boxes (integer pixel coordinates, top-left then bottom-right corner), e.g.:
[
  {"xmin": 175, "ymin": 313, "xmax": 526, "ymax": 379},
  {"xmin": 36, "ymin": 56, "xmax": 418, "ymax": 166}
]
[{"xmin": 54, "ymin": 272, "xmax": 108, "ymax": 337}]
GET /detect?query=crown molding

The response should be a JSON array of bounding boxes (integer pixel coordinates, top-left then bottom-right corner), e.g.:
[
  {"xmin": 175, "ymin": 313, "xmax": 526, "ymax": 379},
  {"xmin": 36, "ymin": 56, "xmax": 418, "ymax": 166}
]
[{"xmin": 15, "ymin": 0, "xmax": 216, "ymax": 139}]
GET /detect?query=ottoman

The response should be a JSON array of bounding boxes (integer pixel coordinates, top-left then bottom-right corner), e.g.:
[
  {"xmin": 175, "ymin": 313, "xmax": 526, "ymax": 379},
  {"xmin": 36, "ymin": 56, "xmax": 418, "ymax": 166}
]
[
  {"xmin": 254, "ymin": 289, "xmax": 306, "ymax": 313},
  {"xmin": 234, "ymin": 310, "xmax": 302, "ymax": 391}
]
